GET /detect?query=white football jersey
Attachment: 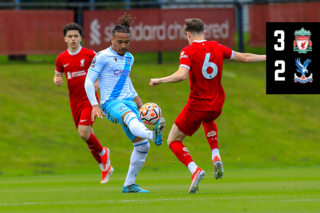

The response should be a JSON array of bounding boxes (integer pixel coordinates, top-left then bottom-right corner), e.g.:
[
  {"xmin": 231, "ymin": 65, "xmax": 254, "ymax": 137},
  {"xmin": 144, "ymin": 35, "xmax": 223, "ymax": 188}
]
[{"xmin": 85, "ymin": 46, "xmax": 138, "ymax": 106}]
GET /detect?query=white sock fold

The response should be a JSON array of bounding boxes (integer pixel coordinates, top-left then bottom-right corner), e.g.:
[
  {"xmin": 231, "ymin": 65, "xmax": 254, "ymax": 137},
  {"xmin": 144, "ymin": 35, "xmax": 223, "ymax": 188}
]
[
  {"xmin": 212, "ymin": 148, "xmax": 221, "ymax": 161},
  {"xmin": 124, "ymin": 113, "xmax": 153, "ymax": 141},
  {"xmin": 187, "ymin": 161, "xmax": 198, "ymax": 174},
  {"xmin": 99, "ymin": 163, "xmax": 104, "ymax": 171},
  {"xmin": 99, "ymin": 148, "xmax": 106, "ymax": 157}
]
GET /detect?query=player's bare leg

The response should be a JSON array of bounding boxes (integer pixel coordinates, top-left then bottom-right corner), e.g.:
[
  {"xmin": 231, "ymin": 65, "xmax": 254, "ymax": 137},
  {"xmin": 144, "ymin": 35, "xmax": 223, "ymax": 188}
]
[
  {"xmin": 202, "ymin": 121, "xmax": 224, "ymax": 179},
  {"xmin": 78, "ymin": 125, "xmax": 112, "ymax": 183},
  {"xmin": 122, "ymin": 136, "xmax": 149, "ymax": 193},
  {"xmin": 167, "ymin": 124, "xmax": 205, "ymax": 194}
]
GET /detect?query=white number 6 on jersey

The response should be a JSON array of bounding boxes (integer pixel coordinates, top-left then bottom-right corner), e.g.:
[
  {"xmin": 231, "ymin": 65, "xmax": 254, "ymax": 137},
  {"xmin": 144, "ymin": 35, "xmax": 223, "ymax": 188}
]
[{"xmin": 202, "ymin": 53, "xmax": 218, "ymax": 79}]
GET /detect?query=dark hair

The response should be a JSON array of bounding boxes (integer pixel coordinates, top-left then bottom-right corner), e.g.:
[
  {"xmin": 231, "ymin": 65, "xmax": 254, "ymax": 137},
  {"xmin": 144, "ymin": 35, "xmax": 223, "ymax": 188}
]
[
  {"xmin": 63, "ymin": 23, "xmax": 83, "ymax": 36},
  {"xmin": 184, "ymin": 18, "xmax": 204, "ymax": 34},
  {"xmin": 112, "ymin": 12, "xmax": 136, "ymax": 36}
]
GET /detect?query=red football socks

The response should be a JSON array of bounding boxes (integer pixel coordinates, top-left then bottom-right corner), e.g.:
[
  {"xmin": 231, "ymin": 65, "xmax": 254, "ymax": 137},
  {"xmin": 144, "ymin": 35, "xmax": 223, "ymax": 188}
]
[
  {"xmin": 86, "ymin": 143, "xmax": 102, "ymax": 164},
  {"xmin": 202, "ymin": 121, "xmax": 219, "ymax": 150},
  {"xmin": 86, "ymin": 133, "xmax": 104, "ymax": 153},
  {"xmin": 169, "ymin": 141, "xmax": 194, "ymax": 167}
]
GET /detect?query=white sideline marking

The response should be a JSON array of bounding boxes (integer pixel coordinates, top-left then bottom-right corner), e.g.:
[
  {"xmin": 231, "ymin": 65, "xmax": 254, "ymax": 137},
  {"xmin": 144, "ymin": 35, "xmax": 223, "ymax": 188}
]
[
  {"xmin": 223, "ymin": 71, "xmax": 236, "ymax": 77},
  {"xmin": 1, "ymin": 197, "xmax": 320, "ymax": 207}
]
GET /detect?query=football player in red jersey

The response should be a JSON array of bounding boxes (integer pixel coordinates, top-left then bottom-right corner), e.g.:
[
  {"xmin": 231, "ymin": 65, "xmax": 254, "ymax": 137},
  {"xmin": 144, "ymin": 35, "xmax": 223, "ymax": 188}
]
[
  {"xmin": 149, "ymin": 18, "xmax": 266, "ymax": 193},
  {"xmin": 53, "ymin": 23, "xmax": 113, "ymax": 183}
]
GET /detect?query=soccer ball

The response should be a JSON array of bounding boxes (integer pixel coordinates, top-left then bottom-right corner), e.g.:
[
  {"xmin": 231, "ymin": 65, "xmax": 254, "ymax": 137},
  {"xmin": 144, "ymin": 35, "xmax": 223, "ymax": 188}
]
[{"xmin": 139, "ymin": 102, "xmax": 162, "ymax": 125}]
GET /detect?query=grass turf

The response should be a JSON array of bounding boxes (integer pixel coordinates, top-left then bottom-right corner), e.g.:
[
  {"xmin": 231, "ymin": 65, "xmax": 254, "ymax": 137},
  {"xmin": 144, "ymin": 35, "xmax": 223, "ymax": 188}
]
[
  {"xmin": 1, "ymin": 60, "xmax": 320, "ymax": 176},
  {"xmin": 0, "ymin": 166, "xmax": 319, "ymax": 213}
]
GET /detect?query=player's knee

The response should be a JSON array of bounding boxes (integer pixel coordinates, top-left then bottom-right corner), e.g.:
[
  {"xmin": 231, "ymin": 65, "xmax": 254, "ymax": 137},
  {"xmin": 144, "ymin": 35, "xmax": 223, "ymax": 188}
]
[
  {"xmin": 123, "ymin": 112, "xmax": 139, "ymax": 126},
  {"xmin": 78, "ymin": 129, "xmax": 90, "ymax": 141},
  {"xmin": 167, "ymin": 139, "xmax": 173, "ymax": 146},
  {"xmin": 134, "ymin": 140, "xmax": 150, "ymax": 154}
]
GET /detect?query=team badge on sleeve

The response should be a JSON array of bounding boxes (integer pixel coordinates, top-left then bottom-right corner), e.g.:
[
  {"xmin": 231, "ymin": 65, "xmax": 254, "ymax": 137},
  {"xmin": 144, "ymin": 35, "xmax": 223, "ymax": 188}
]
[
  {"xmin": 293, "ymin": 28, "xmax": 312, "ymax": 54},
  {"xmin": 180, "ymin": 51, "xmax": 188, "ymax": 59},
  {"xmin": 90, "ymin": 56, "xmax": 97, "ymax": 68}
]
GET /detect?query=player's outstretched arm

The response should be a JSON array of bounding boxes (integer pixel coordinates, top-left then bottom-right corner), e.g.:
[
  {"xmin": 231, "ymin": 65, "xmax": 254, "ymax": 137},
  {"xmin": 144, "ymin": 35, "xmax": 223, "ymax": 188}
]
[
  {"xmin": 53, "ymin": 73, "xmax": 63, "ymax": 86},
  {"xmin": 149, "ymin": 66, "xmax": 189, "ymax": 86},
  {"xmin": 232, "ymin": 51, "xmax": 266, "ymax": 63},
  {"xmin": 85, "ymin": 71, "xmax": 106, "ymax": 121},
  {"xmin": 134, "ymin": 96, "xmax": 143, "ymax": 110}
]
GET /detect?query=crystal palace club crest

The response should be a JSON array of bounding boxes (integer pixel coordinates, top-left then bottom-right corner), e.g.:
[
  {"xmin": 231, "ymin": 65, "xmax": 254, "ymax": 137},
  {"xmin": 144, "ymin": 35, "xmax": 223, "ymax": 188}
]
[{"xmin": 294, "ymin": 58, "xmax": 313, "ymax": 84}]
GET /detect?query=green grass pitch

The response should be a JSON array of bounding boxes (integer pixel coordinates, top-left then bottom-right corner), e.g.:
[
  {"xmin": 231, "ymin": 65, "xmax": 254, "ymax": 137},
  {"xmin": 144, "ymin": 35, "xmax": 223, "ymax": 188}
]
[
  {"xmin": 0, "ymin": 48, "xmax": 320, "ymax": 212},
  {"xmin": 1, "ymin": 167, "xmax": 320, "ymax": 213}
]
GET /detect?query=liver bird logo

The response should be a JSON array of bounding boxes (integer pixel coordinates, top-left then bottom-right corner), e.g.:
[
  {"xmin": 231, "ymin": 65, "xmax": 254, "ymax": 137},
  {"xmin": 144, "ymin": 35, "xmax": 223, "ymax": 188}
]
[{"xmin": 301, "ymin": 42, "xmax": 306, "ymax": 49}]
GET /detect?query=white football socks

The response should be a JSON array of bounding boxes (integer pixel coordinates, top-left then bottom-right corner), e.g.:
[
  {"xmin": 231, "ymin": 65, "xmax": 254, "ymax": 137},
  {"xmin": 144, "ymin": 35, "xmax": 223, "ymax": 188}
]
[
  {"xmin": 99, "ymin": 148, "xmax": 106, "ymax": 157},
  {"xmin": 212, "ymin": 148, "xmax": 221, "ymax": 161},
  {"xmin": 99, "ymin": 163, "xmax": 104, "ymax": 171},
  {"xmin": 124, "ymin": 139, "xmax": 150, "ymax": 186},
  {"xmin": 187, "ymin": 162, "xmax": 198, "ymax": 174},
  {"xmin": 124, "ymin": 113, "xmax": 153, "ymax": 141}
]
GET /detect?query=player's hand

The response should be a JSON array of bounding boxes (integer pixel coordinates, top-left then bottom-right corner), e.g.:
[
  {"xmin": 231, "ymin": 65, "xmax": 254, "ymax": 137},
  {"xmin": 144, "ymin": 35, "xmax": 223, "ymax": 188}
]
[
  {"xmin": 54, "ymin": 74, "xmax": 63, "ymax": 86},
  {"xmin": 149, "ymin": 78, "xmax": 161, "ymax": 86},
  {"xmin": 91, "ymin": 105, "xmax": 106, "ymax": 121}
]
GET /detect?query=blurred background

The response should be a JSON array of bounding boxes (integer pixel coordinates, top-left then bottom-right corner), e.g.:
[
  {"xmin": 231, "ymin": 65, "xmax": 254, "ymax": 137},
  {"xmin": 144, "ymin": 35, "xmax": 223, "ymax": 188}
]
[{"xmin": 0, "ymin": 0, "xmax": 319, "ymax": 177}]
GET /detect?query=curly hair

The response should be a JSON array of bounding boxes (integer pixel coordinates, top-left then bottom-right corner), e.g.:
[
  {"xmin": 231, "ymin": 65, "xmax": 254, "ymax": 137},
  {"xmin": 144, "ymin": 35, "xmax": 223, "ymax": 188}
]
[
  {"xmin": 63, "ymin": 23, "xmax": 83, "ymax": 36},
  {"xmin": 112, "ymin": 12, "xmax": 136, "ymax": 36}
]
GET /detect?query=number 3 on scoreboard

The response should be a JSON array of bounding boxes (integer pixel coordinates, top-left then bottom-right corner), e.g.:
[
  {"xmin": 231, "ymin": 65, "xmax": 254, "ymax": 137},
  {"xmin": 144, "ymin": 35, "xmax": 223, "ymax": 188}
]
[
  {"xmin": 275, "ymin": 60, "xmax": 285, "ymax": 81},
  {"xmin": 274, "ymin": 30, "xmax": 285, "ymax": 51}
]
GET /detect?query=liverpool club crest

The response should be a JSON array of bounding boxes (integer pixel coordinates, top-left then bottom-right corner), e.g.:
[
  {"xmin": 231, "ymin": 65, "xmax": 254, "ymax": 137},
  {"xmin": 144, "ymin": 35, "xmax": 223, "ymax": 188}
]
[
  {"xmin": 294, "ymin": 58, "xmax": 312, "ymax": 83},
  {"xmin": 293, "ymin": 28, "xmax": 312, "ymax": 53}
]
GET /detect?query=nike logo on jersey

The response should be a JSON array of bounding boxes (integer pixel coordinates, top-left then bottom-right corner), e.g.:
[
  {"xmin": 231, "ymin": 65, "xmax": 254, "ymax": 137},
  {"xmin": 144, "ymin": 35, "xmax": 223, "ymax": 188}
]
[
  {"xmin": 80, "ymin": 120, "xmax": 87, "ymax": 122},
  {"xmin": 63, "ymin": 63, "xmax": 69, "ymax": 67}
]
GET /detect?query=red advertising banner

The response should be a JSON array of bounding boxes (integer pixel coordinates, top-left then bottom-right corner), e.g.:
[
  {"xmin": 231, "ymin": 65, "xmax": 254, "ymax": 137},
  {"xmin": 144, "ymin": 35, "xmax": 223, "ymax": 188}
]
[
  {"xmin": 84, "ymin": 8, "xmax": 235, "ymax": 53},
  {"xmin": 249, "ymin": 2, "xmax": 320, "ymax": 47},
  {"xmin": 0, "ymin": 10, "xmax": 74, "ymax": 55}
]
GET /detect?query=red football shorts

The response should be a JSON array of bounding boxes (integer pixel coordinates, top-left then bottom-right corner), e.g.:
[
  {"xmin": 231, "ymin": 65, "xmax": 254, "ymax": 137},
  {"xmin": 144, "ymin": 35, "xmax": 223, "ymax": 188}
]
[
  {"xmin": 71, "ymin": 106, "xmax": 95, "ymax": 128},
  {"xmin": 174, "ymin": 107, "xmax": 222, "ymax": 136}
]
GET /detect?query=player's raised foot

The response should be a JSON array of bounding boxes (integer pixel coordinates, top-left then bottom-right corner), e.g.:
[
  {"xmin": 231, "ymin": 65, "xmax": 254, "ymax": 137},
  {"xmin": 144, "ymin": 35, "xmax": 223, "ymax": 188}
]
[
  {"xmin": 213, "ymin": 156, "xmax": 224, "ymax": 179},
  {"xmin": 189, "ymin": 167, "xmax": 206, "ymax": 194},
  {"xmin": 100, "ymin": 166, "xmax": 114, "ymax": 183},
  {"xmin": 122, "ymin": 184, "xmax": 149, "ymax": 193},
  {"xmin": 152, "ymin": 117, "xmax": 166, "ymax": 146},
  {"xmin": 100, "ymin": 147, "xmax": 111, "ymax": 171}
]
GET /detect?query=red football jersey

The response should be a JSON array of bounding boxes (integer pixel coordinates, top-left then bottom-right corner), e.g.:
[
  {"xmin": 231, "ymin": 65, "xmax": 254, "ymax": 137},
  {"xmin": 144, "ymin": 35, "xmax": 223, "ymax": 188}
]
[
  {"xmin": 55, "ymin": 46, "xmax": 97, "ymax": 108},
  {"xmin": 179, "ymin": 40, "xmax": 233, "ymax": 111}
]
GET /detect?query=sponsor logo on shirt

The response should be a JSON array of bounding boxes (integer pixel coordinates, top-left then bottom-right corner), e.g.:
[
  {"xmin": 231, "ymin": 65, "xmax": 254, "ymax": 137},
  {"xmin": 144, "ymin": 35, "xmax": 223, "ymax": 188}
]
[
  {"xmin": 80, "ymin": 59, "xmax": 85, "ymax": 67},
  {"xmin": 114, "ymin": 69, "xmax": 130, "ymax": 76},
  {"xmin": 67, "ymin": 70, "xmax": 87, "ymax": 79},
  {"xmin": 63, "ymin": 63, "xmax": 69, "ymax": 67},
  {"xmin": 180, "ymin": 51, "xmax": 188, "ymax": 59},
  {"xmin": 114, "ymin": 57, "xmax": 117, "ymax": 62}
]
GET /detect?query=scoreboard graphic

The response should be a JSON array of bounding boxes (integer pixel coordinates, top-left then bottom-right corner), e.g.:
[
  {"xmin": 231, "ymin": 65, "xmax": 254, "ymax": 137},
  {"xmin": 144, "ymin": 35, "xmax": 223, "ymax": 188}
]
[{"xmin": 266, "ymin": 23, "xmax": 320, "ymax": 94}]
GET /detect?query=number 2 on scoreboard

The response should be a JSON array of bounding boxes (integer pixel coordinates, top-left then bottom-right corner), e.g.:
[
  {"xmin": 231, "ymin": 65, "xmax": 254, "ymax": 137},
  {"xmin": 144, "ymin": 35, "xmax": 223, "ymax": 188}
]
[{"xmin": 275, "ymin": 60, "xmax": 285, "ymax": 81}]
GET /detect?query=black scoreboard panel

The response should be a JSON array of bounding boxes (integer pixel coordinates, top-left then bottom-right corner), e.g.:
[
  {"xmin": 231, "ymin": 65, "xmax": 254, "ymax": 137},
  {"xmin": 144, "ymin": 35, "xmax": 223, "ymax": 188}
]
[{"xmin": 266, "ymin": 23, "xmax": 320, "ymax": 94}]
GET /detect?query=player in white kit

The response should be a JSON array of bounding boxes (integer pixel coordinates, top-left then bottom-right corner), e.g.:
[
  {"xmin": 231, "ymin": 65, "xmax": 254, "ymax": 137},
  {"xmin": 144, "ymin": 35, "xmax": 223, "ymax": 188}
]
[{"xmin": 85, "ymin": 13, "xmax": 166, "ymax": 193}]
